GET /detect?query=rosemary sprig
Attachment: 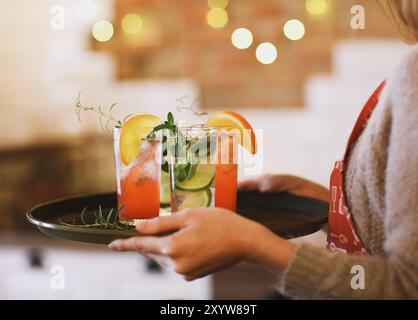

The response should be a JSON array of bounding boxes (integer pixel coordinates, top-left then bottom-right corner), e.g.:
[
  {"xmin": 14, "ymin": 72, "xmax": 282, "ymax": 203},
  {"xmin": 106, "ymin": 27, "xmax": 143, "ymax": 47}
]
[
  {"xmin": 75, "ymin": 92, "xmax": 126, "ymax": 132},
  {"xmin": 59, "ymin": 205, "xmax": 134, "ymax": 231},
  {"xmin": 175, "ymin": 96, "xmax": 207, "ymax": 117}
]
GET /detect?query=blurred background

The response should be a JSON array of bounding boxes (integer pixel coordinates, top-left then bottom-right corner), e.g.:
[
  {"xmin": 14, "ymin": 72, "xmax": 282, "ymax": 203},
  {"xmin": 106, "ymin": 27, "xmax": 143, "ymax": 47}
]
[{"xmin": 0, "ymin": 0, "xmax": 410, "ymax": 299}]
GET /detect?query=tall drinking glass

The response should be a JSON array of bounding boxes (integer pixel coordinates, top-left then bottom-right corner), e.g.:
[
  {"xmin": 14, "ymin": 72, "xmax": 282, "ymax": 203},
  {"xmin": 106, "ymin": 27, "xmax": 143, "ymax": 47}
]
[
  {"xmin": 168, "ymin": 126, "xmax": 217, "ymax": 212},
  {"xmin": 113, "ymin": 127, "xmax": 162, "ymax": 224},
  {"xmin": 168, "ymin": 126, "xmax": 239, "ymax": 212}
]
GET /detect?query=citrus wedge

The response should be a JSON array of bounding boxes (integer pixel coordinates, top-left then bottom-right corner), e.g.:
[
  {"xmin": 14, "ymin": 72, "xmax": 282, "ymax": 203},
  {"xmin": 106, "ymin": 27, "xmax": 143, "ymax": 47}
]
[
  {"xmin": 119, "ymin": 114, "xmax": 161, "ymax": 165},
  {"xmin": 207, "ymin": 111, "xmax": 257, "ymax": 154}
]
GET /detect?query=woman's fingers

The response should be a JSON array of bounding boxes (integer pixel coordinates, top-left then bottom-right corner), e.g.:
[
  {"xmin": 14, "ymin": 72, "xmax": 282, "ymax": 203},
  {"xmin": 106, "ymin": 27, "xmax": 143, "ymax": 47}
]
[
  {"xmin": 238, "ymin": 174, "xmax": 274, "ymax": 192},
  {"xmin": 238, "ymin": 174, "xmax": 288, "ymax": 193},
  {"xmin": 145, "ymin": 253, "xmax": 175, "ymax": 268},
  {"xmin": 182, "ymin": 262, "xmax": 224, "ymax": 281},
  {"xmin": 109, "ymin": 236, "xmax": 167, "ymax": 254},
  {"xmin": 136, "ymin": 213, "xmax": 186, "ymax": 234},
  {"xmin": 110, "ymin": 238, "xmax": 176, "ymax": 268}
]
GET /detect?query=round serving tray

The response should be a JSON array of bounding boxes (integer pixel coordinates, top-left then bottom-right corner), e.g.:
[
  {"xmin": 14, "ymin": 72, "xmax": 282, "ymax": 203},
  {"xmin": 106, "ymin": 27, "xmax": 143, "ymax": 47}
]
[{"xmin": 27, "ymin": 191, "xmax": 328, "ymax": 245}]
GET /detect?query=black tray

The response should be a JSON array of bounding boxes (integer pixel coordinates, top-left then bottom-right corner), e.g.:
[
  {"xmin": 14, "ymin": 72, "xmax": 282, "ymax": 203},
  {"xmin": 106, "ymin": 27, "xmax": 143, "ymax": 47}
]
[{"xmin": 27, "ymin": 191, "xmax": 328, "ymax": 245}]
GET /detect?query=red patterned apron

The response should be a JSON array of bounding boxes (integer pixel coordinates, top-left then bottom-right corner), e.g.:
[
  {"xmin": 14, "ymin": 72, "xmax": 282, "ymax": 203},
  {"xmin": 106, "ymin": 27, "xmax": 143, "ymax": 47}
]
[{"xmin": 327, "ymin": 81, "xmax": 386, "ymax": 255}]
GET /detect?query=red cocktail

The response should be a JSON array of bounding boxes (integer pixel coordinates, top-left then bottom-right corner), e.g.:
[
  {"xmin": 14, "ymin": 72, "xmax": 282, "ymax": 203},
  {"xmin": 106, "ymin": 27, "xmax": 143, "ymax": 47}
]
[
  {"xmin": 215, "ymin": 132, "xmax": 238, "ymax": 211},
  {"xmin": 114, "ymin": 127, "xmax": 162, "ymax": 224}
]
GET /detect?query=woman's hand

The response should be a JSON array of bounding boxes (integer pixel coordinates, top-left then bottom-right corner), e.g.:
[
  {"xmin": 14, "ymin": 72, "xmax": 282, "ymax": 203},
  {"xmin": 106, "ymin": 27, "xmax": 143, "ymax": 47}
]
[
  {"xmin": 239, "ymin": 174, "xmax": 330, "ymax": 202},
  {"xmin": 109, "ymin": 208, "xmax": 295, "ymax": 280}
]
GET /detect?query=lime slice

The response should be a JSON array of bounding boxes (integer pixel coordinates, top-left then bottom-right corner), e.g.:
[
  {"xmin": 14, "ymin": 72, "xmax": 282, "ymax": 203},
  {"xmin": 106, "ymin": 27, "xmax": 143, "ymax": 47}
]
[
  {"xmin": 176, "ymin": 163, "xmax": 215, "ymax": 191},
  {"xmin": 160, "ymin": 171, "xmax": 171, "ymax": 208},
  {"xmin": 178, "ymin": 189, "xmax": 212, "ymax": 210},
  {"xmin": 186, "ymin": 163, "xmax": 198, "ymax": 180}
]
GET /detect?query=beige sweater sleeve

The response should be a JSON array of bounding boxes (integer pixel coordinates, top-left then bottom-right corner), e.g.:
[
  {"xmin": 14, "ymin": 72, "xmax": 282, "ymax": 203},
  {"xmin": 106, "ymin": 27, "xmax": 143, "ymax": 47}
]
[{"xmin": 278, "ymin": 48, "xmax": 418, "ymax": 299}]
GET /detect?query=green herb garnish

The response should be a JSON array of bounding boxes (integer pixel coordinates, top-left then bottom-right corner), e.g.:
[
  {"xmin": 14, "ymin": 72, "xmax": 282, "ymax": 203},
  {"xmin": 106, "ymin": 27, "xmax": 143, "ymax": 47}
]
[
  {"xmin": 175, "ymin": 96, "xmax": 207, "ymax": 117},
  {"xmin": 146, "ymin": 112, "xmax": 178, "ymax": 173},
  {"xmin": 147, "ymin": 111, "xmax": 177, "ymax": 138},
  {"xmin": 74, "ymin": 92, "xmax": 210, "ymax": 191},
  {"xmin": 59, "ymin": 206, "xmax": 134, "ymax": 230},
  {"xmin": 75, "ymin": 92, "xmax": 131, "ymax": 132}
]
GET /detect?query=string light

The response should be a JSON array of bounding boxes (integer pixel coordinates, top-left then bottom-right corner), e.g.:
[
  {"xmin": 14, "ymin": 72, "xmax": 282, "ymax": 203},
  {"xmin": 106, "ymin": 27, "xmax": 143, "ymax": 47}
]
[
  {"xmin": 231, "ymin": 28, "xmax": 253, "ymax": 49},
  {"xmin": 207, "ymin": 8, "xmax": 228, "ymax": 28},
  {"xmin": 256, "ymin": 42, "xmax": 277, "ymax": 64},
  {"xmin": 207, "ymin": 0, "xmax": 229, "ymax": 9},
  {"xmin": 121, "ymin": 13, "xmax": 143, "ymax": 35},
  {"xmin": 92, "ymin": 20, "xmax": 114, "ymax": 42},
  {"xmin": 305, "ymin": 0, "xmax": 327, "ymax": 15},
  {"xmin": 283, "ymin": 19, "xmax": 305, "ymax": 41}
]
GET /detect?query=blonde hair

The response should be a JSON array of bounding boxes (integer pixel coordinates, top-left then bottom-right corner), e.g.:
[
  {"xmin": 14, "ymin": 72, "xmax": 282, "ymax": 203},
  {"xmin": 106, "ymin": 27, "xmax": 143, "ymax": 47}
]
[{"xmin": 378, "ymin": 0, "xmax": 418, "ymax": 44}]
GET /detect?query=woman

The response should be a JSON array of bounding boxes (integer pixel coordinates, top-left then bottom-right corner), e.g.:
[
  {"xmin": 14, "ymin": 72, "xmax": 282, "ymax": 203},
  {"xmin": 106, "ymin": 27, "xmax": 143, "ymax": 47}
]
[{"xmin": 110, "ymin": 0, "xmax": 418, "ymax": 299}]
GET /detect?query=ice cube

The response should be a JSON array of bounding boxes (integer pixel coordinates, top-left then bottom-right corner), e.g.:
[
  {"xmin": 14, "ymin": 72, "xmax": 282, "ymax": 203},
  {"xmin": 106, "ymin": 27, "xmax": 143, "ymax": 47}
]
[
  {"xmin": 120, "ymin": 139, "xmax": 161, "ymax": 183},
  {"xmin": 139, "ymin": 139, "xmax": 160, "ymax": 158},
  {"xmin": 122, "ymin": 159, "xmax": 158, "ymax": 183}
]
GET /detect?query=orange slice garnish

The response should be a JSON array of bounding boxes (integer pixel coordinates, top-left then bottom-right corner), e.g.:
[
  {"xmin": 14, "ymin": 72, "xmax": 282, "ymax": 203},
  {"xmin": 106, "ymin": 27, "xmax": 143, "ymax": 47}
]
[
  {"xmin": 207, "ymin": 111, "xmax": 257, "ymax": 154},
  {"xmin": 119, "ymin": 114, "xmax": 161, "ymax": 165}
]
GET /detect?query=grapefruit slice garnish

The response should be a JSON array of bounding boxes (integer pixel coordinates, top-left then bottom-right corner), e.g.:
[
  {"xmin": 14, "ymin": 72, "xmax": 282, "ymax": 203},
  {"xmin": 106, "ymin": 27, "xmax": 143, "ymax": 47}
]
[
  {"xmin": 207, "ymin": 111, "xmax": 257, "ymax": 154},
  {"xmin": 119, "ymin": 114, "xmax": 161, "ymax": 165}
]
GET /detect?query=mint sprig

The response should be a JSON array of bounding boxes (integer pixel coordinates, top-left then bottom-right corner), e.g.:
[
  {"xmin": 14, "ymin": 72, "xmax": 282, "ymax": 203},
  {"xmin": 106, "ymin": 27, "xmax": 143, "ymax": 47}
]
[{"xmin": 147, "ymin": 112, "xmax": 177, "ymax": 138}]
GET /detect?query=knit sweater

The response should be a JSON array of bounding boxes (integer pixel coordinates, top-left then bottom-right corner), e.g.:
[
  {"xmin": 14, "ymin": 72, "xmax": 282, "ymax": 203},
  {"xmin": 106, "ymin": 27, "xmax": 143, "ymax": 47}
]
[{"xmin": 278, "ymin": 45, "xmax": 418, "ymax": 299}]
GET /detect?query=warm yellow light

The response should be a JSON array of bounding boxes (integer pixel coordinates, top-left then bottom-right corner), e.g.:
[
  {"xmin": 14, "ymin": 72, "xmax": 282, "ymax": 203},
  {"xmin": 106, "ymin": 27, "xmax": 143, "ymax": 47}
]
[
  {"xmin": 121, "ymin": 13, "xmax": 143, "ymax": 35},
  {"xmin": 283, "ymin": 19, "xmax": 305, "ymax": 41},
  {"xmin": 256, "ymin": 42, "xmax": 277, "ymax": 65},
  {"xmin": 208, "ymin": 0, "xmax": 229, "ymax": 9},
  {"xmin": 305, "ymin": 0, "xmax": 327, "ymax": 15},
  {"xmin": 207, "ymin": 8, "xmax": 228, "ymax": 29},
  {"xmin": 92, "ymin": 20, "xmax": 114, "ymax": 42},
  {"xmin": 231, "ymin": 28, "xmax": 253, "ymax": 49}
]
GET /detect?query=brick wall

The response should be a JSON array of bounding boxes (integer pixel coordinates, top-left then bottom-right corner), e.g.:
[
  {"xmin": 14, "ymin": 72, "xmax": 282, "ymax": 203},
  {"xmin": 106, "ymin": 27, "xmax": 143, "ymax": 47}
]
[{"xmin": 96, "ymin": 0, "xmax": 398, "ymax": 108}]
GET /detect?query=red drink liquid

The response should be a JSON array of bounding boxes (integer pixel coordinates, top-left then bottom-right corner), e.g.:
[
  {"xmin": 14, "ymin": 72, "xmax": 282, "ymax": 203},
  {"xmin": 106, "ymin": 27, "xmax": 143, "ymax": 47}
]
[
  {"xmin": 214, "ymin": 134, "xmax": 238, "ymax": 212},
  {"xmin": 119, "ymin": 175, "xmax": 160, "ymax": 219},
  {"xmin": 215, "ymin": 163, "xmax": 238, "ymax": 211},
  {"xmin": 114, "ymin": 128, "xmax": 161, "ymax": 222}
]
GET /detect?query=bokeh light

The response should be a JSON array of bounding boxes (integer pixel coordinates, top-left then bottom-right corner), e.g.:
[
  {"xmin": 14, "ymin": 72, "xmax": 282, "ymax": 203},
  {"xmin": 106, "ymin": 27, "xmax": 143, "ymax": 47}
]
[
  {"xmin": 207, "ymin": 0, "xmax": 229, "ymax": 9},
  {"xmin": 92, "ymin": 20, "xmax": 114, "ymax": 42},
  {"xmin": 75, "ymin": 0, "xmax": 97, "ymax": 20},
  {"xmin": 121, "ymin": 13, "xmax": 143, "ymax": 35},
  {"xmin": 283, "ymin": 19, "xmax": 305, "ymax": 41},
  {"xmin": 256, "ymin": 42, "xmax": 277, "ymax": 65},
  {"xmin": 231, "ymin": 28, "xmax": 253, "ymax": 49},
  {"xmin": 305, "ymin": 0, "xmax": 327, "ymax": 15},
  {"xmin": 207, "ymin": 8, "xmax": 228, "ymax": 29}
]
